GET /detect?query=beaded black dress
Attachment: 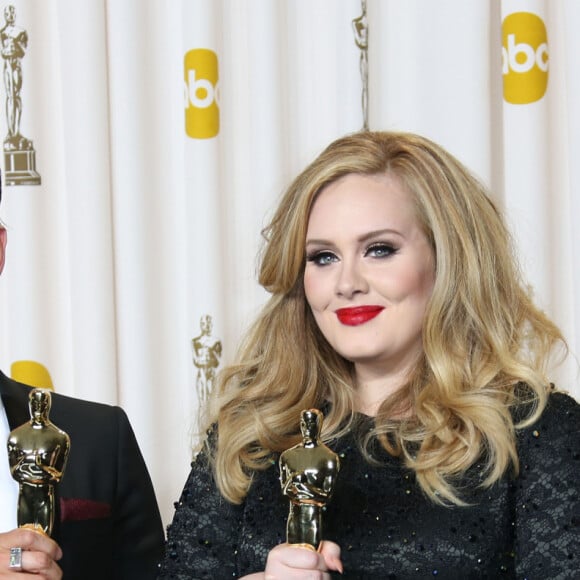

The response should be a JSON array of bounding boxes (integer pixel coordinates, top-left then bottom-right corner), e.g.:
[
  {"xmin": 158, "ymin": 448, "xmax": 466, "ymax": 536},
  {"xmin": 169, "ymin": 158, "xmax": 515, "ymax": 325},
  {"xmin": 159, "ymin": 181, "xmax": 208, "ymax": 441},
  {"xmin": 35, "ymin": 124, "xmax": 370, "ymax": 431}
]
[{"xmin": 158, "ymin": 393, "xmax": 580, "ymax": 579}]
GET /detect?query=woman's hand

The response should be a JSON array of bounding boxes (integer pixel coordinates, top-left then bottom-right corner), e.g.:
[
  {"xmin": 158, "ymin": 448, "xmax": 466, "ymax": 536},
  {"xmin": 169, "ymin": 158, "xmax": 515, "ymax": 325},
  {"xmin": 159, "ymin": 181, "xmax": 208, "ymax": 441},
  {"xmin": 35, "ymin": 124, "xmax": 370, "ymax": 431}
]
[
  {"xmin": 242, "ymin": 541, "xmax": 343, "ymax": 579},
  {"xmin": 0, "ymin": 527, "xmax": 63, "ymax": 579}
]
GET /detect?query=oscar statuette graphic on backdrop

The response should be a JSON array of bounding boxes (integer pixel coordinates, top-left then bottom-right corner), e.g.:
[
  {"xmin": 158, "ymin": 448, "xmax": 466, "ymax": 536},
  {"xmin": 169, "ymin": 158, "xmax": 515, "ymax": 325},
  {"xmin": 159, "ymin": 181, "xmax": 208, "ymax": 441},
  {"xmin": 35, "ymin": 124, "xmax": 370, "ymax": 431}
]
[
  {"xmin": 0, "ymin": 4, "xmax": 41, "ymax": 185},
  {"xmin": 191, "ymin": 314, "xmax": 222, "ymax": 404}
]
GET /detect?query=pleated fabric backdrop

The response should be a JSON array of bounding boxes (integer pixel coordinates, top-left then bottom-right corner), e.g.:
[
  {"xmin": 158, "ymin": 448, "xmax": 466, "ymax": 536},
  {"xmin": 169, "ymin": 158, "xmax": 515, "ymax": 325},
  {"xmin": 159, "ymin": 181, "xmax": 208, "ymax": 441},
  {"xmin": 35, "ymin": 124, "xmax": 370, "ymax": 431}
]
[{"xmin": 0, "ymin": 0, "xmax": 577, "ymax": 527}]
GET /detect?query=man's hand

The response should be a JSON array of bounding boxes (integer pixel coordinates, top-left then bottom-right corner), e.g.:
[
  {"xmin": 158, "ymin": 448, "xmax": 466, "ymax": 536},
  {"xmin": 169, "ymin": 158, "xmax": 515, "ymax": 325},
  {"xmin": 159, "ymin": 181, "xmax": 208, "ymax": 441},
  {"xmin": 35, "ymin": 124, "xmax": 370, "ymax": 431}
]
[{"xmin": 0, "ymin": 528, "xmax": 62, "ymax": 579}]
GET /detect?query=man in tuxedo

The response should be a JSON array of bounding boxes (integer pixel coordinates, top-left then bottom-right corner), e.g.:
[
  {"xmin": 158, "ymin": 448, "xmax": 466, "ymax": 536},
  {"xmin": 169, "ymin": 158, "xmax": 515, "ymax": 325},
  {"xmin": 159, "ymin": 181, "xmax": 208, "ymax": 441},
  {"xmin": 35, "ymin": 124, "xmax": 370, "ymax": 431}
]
[{"xmin": 0, "ymin": 179, "xmax": 164, "ymax": 578}]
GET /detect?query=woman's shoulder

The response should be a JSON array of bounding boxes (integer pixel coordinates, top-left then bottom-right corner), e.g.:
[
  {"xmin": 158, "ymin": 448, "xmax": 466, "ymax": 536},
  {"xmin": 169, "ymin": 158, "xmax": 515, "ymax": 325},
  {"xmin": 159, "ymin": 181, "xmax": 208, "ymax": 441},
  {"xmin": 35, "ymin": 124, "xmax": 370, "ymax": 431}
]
[
  {"xmin": 511, "ymin": 391, "xmax": 580, "ymax": 578},
  {"xmin": 516, "ymin": 390, "xmax": 580, "ymax": 457},
  {"xmin": 535, "ymin": 390, "xmax": 580, "ymax": 426}
]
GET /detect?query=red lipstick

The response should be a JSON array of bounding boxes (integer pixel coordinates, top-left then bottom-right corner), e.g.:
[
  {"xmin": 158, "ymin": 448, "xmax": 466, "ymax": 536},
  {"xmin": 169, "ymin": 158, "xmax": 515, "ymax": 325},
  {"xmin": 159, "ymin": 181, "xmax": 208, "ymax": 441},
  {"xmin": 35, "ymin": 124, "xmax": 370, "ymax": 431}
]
[{"xmin": 335, "ymin": 306, "xmax": 384, "ymax": 326}]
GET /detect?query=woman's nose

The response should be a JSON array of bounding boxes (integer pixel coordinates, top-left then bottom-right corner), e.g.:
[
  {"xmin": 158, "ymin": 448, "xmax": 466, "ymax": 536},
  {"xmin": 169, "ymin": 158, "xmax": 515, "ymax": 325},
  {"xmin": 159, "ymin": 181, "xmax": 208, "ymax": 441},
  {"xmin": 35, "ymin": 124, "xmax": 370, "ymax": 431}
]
[{"xmin": 335, "ymin": 259, "xmax": 368, "ymax": 298}]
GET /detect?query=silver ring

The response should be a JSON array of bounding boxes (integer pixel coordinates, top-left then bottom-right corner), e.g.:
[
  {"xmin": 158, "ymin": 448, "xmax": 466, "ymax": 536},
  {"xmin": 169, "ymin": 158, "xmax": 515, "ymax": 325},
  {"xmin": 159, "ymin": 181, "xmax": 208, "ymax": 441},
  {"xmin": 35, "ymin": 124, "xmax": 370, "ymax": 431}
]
[{"xmin": 9, "ymin": 547, "xmax": 23, "ymax": 570}]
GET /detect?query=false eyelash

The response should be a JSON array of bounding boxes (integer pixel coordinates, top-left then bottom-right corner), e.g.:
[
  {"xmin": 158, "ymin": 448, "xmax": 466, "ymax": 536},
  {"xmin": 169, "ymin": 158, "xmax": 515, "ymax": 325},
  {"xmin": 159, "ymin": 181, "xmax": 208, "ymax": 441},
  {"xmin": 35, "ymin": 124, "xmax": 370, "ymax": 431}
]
[{"xmin": 365, "ymin": 242, "xmax": 398, "ymax": 257}]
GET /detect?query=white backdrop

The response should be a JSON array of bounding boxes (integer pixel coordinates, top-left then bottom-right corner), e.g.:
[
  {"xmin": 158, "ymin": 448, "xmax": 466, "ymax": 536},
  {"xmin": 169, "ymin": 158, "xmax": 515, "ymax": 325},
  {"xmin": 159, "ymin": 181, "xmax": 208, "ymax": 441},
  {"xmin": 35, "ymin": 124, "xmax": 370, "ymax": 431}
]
[{"xmin": 0, "ymin": 0, "xmax": 577, "ymax": 528}]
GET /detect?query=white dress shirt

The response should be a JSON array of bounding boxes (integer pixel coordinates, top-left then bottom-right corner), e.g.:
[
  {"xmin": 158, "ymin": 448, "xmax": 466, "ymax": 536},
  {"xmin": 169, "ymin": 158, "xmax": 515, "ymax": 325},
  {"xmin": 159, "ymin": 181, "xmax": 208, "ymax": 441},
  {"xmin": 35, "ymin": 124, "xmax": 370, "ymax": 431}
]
[{"xmin": 0, "ymin": 400, "xmax": 19, "ymax": 531}]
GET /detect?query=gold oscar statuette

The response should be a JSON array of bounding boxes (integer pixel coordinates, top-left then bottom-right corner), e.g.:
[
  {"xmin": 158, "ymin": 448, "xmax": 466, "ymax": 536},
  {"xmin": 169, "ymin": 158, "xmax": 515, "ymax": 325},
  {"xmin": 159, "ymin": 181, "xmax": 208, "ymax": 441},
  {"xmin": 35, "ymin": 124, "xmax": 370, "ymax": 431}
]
[
  {"xmin": 7, "ymin": 388, "xmax": 70, "ymax": 536},
  {"xmin": 279, "ymin": 408, "xmax": 340, "ymax": 550}
]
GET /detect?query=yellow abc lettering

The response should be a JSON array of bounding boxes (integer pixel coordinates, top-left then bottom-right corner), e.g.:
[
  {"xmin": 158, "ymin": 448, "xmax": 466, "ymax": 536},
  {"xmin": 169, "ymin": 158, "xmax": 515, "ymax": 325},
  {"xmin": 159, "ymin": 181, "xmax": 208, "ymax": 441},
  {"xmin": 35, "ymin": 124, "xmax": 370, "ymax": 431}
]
[
  {"xmin": 184, "ymin": 48, "xmax": 220, "ymax": 139},
  {"xmin": 502, "ymin": 12, "xmax": 548, "ymax": 105}
]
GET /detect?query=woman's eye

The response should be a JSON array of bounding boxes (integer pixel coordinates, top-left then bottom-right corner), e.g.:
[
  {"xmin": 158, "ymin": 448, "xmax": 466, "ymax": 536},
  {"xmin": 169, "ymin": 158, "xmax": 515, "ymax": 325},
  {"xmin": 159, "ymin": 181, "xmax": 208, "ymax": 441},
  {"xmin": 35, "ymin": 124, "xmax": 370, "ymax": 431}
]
[
  {"xmin": 306, "ymin": 251, "xmax": 338, "ymax": 266},
  {"xmin": 366, "ymin": 243, "xmax": 397, "ymax": 258}
]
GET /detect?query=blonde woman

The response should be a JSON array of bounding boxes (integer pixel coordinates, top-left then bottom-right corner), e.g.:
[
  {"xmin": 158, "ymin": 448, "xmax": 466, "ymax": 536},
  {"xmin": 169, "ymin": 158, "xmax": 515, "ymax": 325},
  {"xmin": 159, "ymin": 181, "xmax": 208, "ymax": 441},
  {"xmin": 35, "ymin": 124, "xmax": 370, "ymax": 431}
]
[{"xmin": 159, "ymin": 131, "xmax": 579, "ymax": 579}]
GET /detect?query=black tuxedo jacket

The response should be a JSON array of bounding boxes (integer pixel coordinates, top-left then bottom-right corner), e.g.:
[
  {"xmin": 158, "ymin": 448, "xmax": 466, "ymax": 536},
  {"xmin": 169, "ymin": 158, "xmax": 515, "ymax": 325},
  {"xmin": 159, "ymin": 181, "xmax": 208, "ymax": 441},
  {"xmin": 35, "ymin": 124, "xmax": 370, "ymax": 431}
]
[{"xmin": 1, "ymin": 371, "xmax": 165, "ymax": 579}]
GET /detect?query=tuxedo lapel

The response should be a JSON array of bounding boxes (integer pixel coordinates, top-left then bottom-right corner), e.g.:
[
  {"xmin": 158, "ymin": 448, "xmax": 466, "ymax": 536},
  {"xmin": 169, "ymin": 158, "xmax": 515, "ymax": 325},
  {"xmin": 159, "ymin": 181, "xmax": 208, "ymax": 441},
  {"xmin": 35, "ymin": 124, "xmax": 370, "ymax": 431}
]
[{"xmin": 0, "ymin": 372, "xmax": 31, "ymax": 430}]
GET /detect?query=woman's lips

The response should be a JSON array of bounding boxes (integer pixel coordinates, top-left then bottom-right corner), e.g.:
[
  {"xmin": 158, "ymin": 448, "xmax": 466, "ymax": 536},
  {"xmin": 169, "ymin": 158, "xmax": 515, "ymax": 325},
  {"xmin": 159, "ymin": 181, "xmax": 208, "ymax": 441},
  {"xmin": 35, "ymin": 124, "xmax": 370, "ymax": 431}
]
[{"xmin": 335, "ymin": 306, "xmax": 385, "ymax": 326}]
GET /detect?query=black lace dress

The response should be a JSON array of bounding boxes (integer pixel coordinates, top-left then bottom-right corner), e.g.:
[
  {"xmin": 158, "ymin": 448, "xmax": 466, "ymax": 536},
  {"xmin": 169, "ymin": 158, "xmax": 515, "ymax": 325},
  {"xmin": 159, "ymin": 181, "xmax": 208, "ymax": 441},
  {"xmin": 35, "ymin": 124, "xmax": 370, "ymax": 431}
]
[{"xmin": 158, "ymin": 393, "xmax": 580, "ymax": 579}]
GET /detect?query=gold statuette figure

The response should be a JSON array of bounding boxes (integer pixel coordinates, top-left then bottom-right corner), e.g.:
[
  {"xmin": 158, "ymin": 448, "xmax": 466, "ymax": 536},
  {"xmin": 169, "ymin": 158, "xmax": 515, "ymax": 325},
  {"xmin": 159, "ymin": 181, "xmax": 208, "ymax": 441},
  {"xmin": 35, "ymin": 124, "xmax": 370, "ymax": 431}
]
[
  {"xmin": 279, "ymin": 409, "xmax": 340, "ymax": 550},
  {"xmin": 7, "ymin": 388, "xmax": 70, "ymax": 536}
]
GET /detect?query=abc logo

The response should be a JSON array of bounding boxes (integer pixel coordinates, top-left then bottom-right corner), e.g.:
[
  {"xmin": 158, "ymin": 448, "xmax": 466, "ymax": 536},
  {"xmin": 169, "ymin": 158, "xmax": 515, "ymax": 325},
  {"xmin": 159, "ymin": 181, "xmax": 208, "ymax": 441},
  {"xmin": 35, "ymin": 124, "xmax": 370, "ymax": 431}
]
[
  {"xmin": 184, "ymin": 48, "xmax": 219, "ymax": 139},
  {"xmin": 502, "ymin": 12, "xmax": 548, "ymax": 104}
]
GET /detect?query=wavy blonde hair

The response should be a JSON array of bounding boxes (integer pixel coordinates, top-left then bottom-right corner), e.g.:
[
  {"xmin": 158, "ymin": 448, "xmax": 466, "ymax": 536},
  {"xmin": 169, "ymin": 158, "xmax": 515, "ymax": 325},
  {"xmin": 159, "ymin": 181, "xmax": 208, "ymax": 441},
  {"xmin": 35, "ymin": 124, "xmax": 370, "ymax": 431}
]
[{"xmin": 205, "ymin": 131, "xmax": 566, "ymax": 506}]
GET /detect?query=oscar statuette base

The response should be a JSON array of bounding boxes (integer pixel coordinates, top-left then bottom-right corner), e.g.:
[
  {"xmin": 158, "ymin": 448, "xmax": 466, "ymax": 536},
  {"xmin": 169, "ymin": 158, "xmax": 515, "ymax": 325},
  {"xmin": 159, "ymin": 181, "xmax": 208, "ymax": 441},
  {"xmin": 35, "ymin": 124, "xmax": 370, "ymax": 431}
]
[{"xmin": 4, "ymin": 149, "xmax": 41, "ymax": 186}]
